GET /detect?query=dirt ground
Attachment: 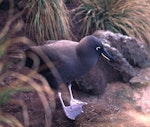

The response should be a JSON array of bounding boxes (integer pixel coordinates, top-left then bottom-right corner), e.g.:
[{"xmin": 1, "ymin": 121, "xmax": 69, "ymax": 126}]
[
  {"xmin": 0, "ymin": 65, "xmax": 120, "ymax": 127},
  {"xmin": 1, "ymin": 65, "xmax": 150, "ymax": 127}
]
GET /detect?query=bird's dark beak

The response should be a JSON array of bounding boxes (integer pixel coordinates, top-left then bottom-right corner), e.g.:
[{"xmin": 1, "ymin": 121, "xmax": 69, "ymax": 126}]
[{"xmin": 101, "ymin": 49, "xmax": 115, "ymax": 63}]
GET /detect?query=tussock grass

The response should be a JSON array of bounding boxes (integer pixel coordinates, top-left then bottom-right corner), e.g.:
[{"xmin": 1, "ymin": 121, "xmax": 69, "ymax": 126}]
[
  {"xmin": 0, "ymin": 1, "xmax": 55, "ymax": 126},
  {"xmin": 0, "ymin": 69, "xmax": 54, "ymax": 127},
  {"xmin": 22, "ymin": 0, "xmax": 73, "ymax": 44},
  {"xmin": 73, "ymin": 0, "xmax": 150, "ymax": 46}
]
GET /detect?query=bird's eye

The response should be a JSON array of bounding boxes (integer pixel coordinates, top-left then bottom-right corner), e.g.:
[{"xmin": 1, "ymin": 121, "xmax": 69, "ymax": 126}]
[{"xmin": 96, "ymin": 46, "xmax": 101, "ymax": 51}]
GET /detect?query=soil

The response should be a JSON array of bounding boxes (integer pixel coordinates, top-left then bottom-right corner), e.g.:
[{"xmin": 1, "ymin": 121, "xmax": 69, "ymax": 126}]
[
  {"xmin": 0, "ymin": 65, "xmax": 120, "ymax": 127},
  {"xmin": 1, "ymin": 65, "xmax": 150, "ymax": 127}
]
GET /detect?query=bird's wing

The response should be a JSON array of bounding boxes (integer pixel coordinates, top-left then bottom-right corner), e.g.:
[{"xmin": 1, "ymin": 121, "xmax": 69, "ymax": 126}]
[
  {"xmin": 29, "ymin": 45, "xmax": 62, "ymax": 69},
  {"xmin": 42, "ymin": 40, "xmax": 78, "ymax": 61},
  {"xmin": 30, "ymin": 40, "xmax": 78, "ymax": 68}
]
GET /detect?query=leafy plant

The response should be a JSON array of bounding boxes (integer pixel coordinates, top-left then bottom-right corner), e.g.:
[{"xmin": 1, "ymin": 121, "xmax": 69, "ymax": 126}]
[
  {"xmin": 0, "ymin": 86, "xmax": 33, "ymax": 107},
  {"xmin": 73, "ymin": 0, "xmax": 150, "ymax": 47},
  {"xmin": 22, "ymin": 0, "xmax": 73, "ymax": 44},
  {"xmin": 0, "ymin": 1, "xmax": 54, "ymax": 126}
]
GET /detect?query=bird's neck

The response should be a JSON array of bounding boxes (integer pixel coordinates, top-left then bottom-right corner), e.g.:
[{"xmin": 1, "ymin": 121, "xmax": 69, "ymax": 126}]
[{"xmin": 76, "ymin": 45, "xmax": 98, "ymax": 71}]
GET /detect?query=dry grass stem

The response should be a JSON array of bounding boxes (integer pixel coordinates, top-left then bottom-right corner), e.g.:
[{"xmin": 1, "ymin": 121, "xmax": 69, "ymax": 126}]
[{"xmin": 74, "ymin": 0, "xmax": 150, "ymax": 46}]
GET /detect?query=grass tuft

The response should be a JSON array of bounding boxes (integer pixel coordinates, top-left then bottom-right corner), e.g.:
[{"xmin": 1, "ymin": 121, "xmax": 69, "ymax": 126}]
[
  {"xmin": 22, "ymin": 0, "xmax": 73, "ymax": 44},
  {"xmin": 73, "ymin": 0, "xmax": 150, "ymax": 47}
]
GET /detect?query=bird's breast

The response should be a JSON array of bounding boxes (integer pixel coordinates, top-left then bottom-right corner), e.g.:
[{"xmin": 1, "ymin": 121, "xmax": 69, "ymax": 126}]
[{"xmin": 58, "ymin": 56, "xmax": 98, "ymax": 82}]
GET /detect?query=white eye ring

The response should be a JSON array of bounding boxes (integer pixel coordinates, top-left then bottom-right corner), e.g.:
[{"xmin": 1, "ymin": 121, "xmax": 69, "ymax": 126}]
[{"xmin": 96, "ymin": 46, "xmax": 101, "ymax": 51}]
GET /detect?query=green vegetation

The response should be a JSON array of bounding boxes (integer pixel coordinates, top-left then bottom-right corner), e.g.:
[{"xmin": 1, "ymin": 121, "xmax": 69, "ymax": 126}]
[
  {"xmin": 73, "ymin": 0, "xmax": 150, "ymax": 46},
  {"xmin": 0, "ymin": 86, "xmax": 33, "ymax": 107},
  {"xmin": 22, "ymin": 0, "xmax": 73, "ymax": 44}
]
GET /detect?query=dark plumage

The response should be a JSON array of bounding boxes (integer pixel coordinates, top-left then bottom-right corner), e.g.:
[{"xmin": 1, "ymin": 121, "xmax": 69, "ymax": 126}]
[{"xmin": 25, "ymin": 35, "xmax": 115, "ymax": 120}]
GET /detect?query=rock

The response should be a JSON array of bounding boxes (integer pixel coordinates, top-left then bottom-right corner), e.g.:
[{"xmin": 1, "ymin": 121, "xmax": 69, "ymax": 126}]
[
  {"xmin": 130, "ymin": 68, "xmax": 150, "ymax": 87},
  {"xmin": 103, "ymin": 44, "xmax": 136, "ymax": 82},
  {"xmin": 74, "ymin": 59, "xmax": 120, "ymax": 95},
  {"xmin": 93, "ymin": 30, "xmax": 150, "ymax": 68},
  {"xmin": 75, "ymin": 31, "xmax": 140, "ymax": 94},
  {"xmin": 74, "ymin": 52, "xmax": 132, "ymax": 95}
]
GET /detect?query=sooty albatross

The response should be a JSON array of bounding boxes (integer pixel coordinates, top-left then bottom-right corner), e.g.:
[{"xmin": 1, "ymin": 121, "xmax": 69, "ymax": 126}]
[{"xmin": 26, "ymin": 35, "xmax": 115, "ymax": 120}]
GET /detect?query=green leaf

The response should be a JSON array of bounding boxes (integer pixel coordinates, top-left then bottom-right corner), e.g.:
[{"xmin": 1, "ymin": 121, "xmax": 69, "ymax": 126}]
[{"xmin": 0, "ymin": 87, "xmax": 33, "ymax": 107}]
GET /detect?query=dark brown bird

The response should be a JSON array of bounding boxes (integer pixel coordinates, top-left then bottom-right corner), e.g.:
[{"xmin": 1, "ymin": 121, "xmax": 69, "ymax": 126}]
[{"xmin": 25, "ymin": 35, "xmax": 115, "ymax": 120}]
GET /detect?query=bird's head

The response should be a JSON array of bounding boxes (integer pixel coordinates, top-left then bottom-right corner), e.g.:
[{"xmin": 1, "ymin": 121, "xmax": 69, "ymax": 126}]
[
  {"xmin": 78, "ymin": 35, "xmax": 115, "ymax": 63},
  {"xmin": 86, "ymin": 35, "xmax": 115, "ymax": 63},
  {"xmin": 95, "ymin": 43, "xmax": 115, "ymax": 63}
]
